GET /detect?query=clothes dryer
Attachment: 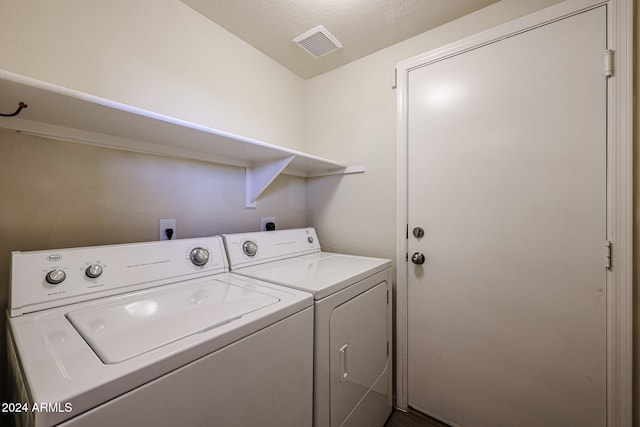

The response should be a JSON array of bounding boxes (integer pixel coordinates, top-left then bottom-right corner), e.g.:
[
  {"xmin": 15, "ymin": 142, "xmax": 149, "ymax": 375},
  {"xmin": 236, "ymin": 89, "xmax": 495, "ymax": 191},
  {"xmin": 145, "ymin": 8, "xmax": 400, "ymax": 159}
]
[{"xmin": 223, "ymin": 228, "xmax": 392, "ymax": 427}]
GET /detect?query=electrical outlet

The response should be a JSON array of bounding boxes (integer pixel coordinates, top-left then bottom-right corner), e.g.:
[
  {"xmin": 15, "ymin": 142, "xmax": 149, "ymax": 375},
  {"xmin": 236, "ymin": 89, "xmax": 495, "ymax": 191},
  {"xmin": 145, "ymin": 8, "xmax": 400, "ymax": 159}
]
[
  {"xmin": 261, "ymin": 217, "xmax": 276, "ymax": 231},
  {"xmin": 159, "ymin": 219, "xmax": 177, "ymax": 240}
]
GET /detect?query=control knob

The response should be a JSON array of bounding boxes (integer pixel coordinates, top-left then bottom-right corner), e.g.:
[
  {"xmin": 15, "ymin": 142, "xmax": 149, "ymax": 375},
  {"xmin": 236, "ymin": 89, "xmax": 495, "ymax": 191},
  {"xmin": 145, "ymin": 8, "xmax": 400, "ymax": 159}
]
[
  {"xmin": 85, "ymin": 265, "xmax": 103, "ymax": 279},
  {"xmin": 242, "ymin": 240, "xmax": 258, "ymax": 257},
  {"xmin": 45, "ymin": 269, "xmax": 66, "ymax": 285},
  {"xmin": 190, "ymin": 247, "xmax": 210, "ymax": 266}
]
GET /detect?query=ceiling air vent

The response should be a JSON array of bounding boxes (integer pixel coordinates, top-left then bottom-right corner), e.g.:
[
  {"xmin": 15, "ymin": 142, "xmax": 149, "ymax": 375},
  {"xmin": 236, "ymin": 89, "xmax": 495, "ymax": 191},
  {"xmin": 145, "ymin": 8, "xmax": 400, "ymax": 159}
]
[{"xmin": 293, "ymin": 25, "xmax": 343, "ymax": 58}]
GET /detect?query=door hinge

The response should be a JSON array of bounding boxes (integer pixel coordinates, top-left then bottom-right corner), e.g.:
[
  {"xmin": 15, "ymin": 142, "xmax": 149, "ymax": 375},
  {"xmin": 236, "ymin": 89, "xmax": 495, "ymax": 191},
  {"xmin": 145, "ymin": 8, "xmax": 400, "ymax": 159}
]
[
  {"xmin": 406, "ymin": 224, "xmax": 409, "ymax": 239},
  {"xmin": 387, "ymin": 289, "xmax": 389, "ymax": 304},
  {"xmin": 387, "ymin": 341, "xmax": 389, "ymax": 356},
  {"xmin": 604, "ymin": 240, "xmax": 612, "ymax": 269},
  {"xmin": 604, "ymin": 50, "xmax": 614, "ymax": 78},
  {"xmin": 405, "ymin": 253, "xmax": 408, "ymax": 262}
]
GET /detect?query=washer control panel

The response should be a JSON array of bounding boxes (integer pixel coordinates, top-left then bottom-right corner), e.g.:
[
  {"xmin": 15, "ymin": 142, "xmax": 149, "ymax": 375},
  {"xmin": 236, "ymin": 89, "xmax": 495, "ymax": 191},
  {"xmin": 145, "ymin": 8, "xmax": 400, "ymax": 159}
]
[{"xmin": 9, "ymin": 236, "xmax": 228, "ymax": 317}]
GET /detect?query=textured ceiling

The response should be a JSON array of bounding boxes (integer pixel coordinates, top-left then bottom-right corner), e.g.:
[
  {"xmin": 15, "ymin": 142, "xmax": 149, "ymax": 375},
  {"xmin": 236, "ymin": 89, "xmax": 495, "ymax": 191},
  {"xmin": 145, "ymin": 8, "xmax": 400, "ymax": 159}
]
[{"xmin": 181, "ymin": 0, "xmax": 500, "ymax": 79}]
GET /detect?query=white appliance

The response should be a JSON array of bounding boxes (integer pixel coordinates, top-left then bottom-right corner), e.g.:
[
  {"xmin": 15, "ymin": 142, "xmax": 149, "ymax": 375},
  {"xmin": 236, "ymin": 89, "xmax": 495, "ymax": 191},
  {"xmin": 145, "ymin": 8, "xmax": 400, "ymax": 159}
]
[
  {"xmin": 222, "ymin": 228, "xmax": 392, "ymax": 427},
  {"xmin": 7, "ymin": 236, "xmax": 313, "ymax": 427}
]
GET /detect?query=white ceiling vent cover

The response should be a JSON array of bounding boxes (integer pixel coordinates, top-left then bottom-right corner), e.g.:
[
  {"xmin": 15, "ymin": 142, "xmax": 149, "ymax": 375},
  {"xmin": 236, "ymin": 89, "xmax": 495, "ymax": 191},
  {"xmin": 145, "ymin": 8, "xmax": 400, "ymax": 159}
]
[{"xmin": 293, "ymin": 25, "xmax": 343, "ymax": 58}]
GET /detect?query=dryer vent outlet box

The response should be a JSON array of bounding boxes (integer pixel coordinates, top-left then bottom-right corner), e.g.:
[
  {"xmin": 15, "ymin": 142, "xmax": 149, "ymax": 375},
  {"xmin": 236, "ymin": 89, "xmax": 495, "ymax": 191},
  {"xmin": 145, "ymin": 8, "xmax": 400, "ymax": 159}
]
[{"xmin": 293, "ymin": 25, "xmax": 343, "ymax": 58}]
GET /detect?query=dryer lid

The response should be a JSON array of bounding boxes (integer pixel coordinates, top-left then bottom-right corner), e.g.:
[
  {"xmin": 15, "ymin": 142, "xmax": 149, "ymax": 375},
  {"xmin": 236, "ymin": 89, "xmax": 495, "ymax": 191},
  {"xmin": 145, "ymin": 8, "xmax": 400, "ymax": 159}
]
[
  {"xmin": 237, "ymin": 252, "xmax": 391, "ymax": 300},
  {"xmin": 67, "ymin": 278, "xmax": 279, "ymax": 364}
]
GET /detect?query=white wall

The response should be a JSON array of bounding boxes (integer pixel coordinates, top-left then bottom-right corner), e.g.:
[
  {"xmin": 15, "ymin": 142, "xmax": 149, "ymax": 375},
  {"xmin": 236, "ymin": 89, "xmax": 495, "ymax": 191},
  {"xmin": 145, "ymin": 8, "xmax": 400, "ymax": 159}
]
[
  {"xmin": 0, "ymin": 0, "xmax": 305, "ymax": 150},
  {"xmin": 305, "ymin": 0, "xmax": 564, "ymax": 263}
]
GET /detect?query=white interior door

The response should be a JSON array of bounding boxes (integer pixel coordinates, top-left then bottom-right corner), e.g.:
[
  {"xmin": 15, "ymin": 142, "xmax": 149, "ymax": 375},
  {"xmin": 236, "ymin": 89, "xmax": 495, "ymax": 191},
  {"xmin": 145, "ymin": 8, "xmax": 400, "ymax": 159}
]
[{"xmin": 406, "ymin": 6, "xmax": 607, "ymax": 427}]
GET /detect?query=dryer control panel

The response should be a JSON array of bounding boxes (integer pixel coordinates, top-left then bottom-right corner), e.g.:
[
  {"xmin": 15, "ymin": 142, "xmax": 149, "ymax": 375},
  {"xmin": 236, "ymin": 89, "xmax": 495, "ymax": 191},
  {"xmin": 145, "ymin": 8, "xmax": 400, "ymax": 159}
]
[{"xmin": 223, "ymin": 227, "xmax": 321, "ymax": 270}]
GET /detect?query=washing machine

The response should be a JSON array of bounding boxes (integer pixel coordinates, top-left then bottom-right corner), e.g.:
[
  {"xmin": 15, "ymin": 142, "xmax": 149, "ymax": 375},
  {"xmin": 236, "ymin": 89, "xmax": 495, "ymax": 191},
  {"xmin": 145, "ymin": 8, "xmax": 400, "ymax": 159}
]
[
  {"xmin": 7, "ymin": 236, "xmax": 313, "ymax": 427},
  {"xmin": 222, "ymin": 227, "xmax": 392, "ymax": 427}
]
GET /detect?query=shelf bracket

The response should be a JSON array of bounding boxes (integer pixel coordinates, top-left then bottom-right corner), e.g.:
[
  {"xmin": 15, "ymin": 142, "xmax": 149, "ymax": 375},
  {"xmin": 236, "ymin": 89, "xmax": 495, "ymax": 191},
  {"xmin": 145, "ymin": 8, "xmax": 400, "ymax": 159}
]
[{"xmin": 245, "ymin": 156, "xmax": 295, "ymax": 208}]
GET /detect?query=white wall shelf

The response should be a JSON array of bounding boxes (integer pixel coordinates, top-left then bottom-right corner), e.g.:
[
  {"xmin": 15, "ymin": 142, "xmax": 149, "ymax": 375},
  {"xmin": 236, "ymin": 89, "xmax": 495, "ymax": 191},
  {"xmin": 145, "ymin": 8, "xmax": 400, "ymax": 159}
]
[{"xmin": 0, "ymin": 70, "xmax": 364, "ymax": 207}]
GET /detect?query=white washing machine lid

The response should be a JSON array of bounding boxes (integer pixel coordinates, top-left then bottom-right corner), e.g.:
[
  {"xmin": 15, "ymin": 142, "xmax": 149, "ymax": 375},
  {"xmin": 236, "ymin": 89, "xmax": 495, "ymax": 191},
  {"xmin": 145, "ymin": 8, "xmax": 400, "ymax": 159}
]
[
  {"xmin": 67, "ymin": 277, "xmax": 279, "ymax": 364},
  {"xmin": 235, "ymin": 252, "xmax": 391, "ymax": 300},
  {"xmin": 8, "ymin": 272, "xmax": 312, "ymax": 425}
]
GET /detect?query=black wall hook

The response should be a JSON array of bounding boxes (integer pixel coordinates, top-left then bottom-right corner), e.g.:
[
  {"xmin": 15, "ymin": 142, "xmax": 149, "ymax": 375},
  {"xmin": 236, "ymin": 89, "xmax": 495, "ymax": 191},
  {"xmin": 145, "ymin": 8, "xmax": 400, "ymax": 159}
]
[{"xmin": 1, "ymin": 101, "xmax": 28, "ymax": 117}]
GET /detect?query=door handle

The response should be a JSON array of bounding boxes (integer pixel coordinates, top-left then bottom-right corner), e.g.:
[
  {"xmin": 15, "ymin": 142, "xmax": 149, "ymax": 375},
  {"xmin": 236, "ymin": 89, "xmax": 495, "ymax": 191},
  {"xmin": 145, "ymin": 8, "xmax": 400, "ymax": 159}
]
[
  {"xmin": 340, "ymin": 344, "xmax": 348, "ymax": 382},
  {"xmin": 411, "ymin": 252, "xmax": 426, "ymax": 265}
]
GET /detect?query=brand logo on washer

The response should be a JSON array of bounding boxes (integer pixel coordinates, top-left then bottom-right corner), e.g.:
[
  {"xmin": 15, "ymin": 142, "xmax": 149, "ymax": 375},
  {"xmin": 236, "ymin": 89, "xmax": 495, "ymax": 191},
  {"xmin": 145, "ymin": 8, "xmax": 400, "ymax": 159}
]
[{"xmin": 47, "ymin": 254, "xmax": 62, "ymax": 262}]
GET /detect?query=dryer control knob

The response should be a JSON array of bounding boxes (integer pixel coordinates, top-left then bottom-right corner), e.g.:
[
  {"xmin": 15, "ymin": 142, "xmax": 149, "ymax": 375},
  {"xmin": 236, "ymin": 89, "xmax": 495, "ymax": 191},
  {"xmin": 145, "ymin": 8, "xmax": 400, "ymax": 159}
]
[
  {"xmin": 45, "ymin": 269, "xmax": 66, "ymax": 285},
  {"xmin": 242, "ymin": 240, "xmax": 258, "ymax": 257},
  {"xmin": 190, "ymin": 247, "xmax": 210, "ymax": 266},
  {"xmin": 85, "ymin": 265, "xmax": 103, "ymax": 279}
]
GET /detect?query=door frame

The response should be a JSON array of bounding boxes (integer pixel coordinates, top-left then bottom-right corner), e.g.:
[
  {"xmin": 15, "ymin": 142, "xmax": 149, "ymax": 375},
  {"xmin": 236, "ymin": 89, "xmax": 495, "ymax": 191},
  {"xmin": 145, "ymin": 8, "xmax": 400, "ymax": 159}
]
[{"xmin": 394, "ymin": 0, "xmax": 633, "ymax": 425}]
